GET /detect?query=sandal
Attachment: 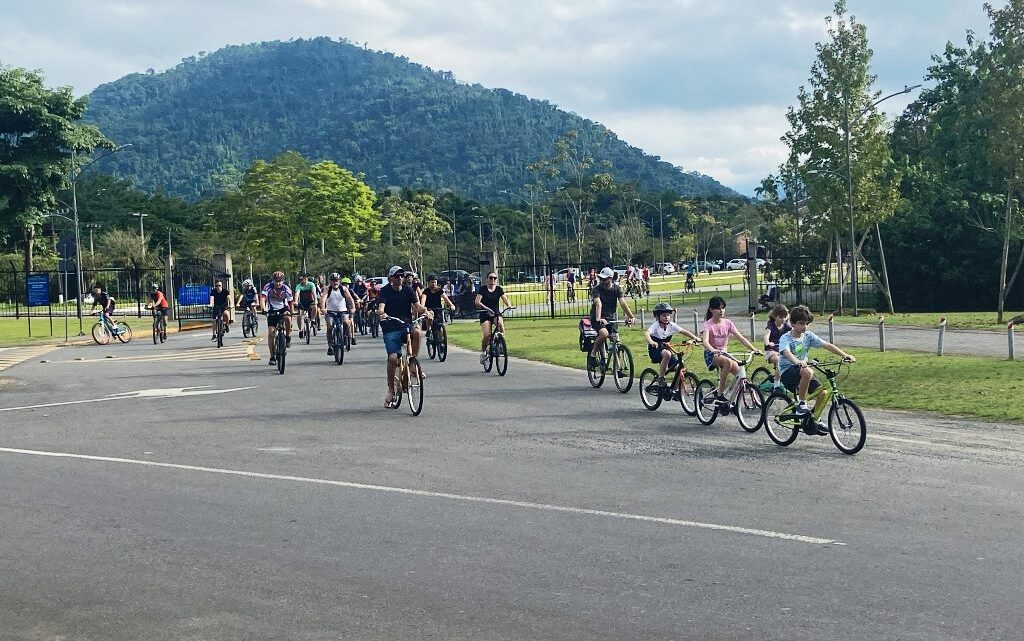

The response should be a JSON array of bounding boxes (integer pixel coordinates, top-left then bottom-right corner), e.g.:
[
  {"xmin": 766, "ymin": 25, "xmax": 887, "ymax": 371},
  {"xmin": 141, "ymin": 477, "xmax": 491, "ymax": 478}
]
[{"xmin": 384, "ymin": 393, "xmax": 394, "ymax": 408}]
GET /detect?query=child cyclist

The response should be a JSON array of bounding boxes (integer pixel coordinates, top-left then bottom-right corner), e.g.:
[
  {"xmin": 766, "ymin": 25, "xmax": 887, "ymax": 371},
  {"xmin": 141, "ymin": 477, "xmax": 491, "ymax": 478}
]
[
  {"xmin": 778, "ymin": 305, "xmax": 856, "ymax": 433},
  {"xmin": 701, "ymin": 296, "xmax": 761, "ymax": 406},
  {"xmin": 645, "ymin": 302, "xmax": 700, "ymax": 398},
  {"xmin": 763, "ymin": 304, "xmax": 791, "ymax": 390}
]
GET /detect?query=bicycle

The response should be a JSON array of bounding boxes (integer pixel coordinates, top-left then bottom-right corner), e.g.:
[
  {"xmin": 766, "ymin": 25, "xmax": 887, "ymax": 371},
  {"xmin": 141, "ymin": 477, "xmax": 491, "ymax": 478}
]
[
  {"xmin": 383, "ymin": 314, "xmax": 427, "ymax": 416},
  {"xmin": 91, "ymin": 312, "xmax": 132, "ymax": 345},
  {"xmin": 147, "ymin": 306, "xmax": 167, "ymax": 344},
  {"xmin": 638, "ymin": 340, "xmax": 701, "ymax": 415},
  {"xmin": 623, "ymin": 279, "xmax": 643, "ymax": 300},
  {"xmin": 684, "ymin": 275, "xmax": 696, "ymax": 293},
  {"xmin": 367, "ymin": 301, "xmax": 380, "ymax": 338},
  {"xmin": 761, "ymin": 359, "xmax": 865, "ymax": 455},
  {"xmin": 263, "ymin": 310, "xmax": 290, "ymax": 375},
  {"xmin": 424, "ymin": 308, "xmax": 449, "ymax": 362},
  {"xmin": 303, "ymin": 312, "xmax": 313, "ymax": 345},
  {"xmin": 327, "ymin": 311, "xmax": 346, "ymax": 365},
  {"xmin": 213, "ymin": 310, "xmax": 226, "ymax": 348},
  {"xmin": 586, "ymin": 319, "xmax": 634, "ymax": 393},
  {"xmin": 481, "ymin": 306, "xmax": 515, "ymax": 376},
  {"xmin": 355, "ymin": 304, "xmax": 368, "ymax": 336},
  {"xmin": 694, "ymin": 350, "xmax": 765, "ymax": 432},
  {"xmin": 565, "ymin": 281, "xmax": 576, "ymax": 303}
]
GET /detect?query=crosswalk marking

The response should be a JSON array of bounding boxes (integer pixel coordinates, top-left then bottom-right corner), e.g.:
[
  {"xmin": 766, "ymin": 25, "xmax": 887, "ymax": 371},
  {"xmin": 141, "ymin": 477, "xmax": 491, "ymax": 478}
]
[
  {"xmin": 0, "ymin": 345, "xmax": 61, "ymax": 371},
  {"xmin": 47, "ymin": 343, "xmax": 256, "ymax": 364}
]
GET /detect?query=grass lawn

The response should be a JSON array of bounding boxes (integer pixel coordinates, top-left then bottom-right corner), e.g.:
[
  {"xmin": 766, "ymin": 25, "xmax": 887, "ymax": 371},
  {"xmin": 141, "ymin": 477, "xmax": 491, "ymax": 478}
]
[
  {"xmin": 826, "ymin": 310, "xmax": 1024, "ymax": 331},
  {"xmin": 0, "ymin": 316, "xmax": 79, "ymax": 346},
  {"xmin": 445, "ymin": 317, "xmax": 1024, "ymax": 423}
]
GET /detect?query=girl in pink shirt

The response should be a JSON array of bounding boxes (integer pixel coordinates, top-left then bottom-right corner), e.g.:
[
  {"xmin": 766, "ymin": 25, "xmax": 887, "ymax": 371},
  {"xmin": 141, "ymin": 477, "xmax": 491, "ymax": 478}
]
[{"xmin": 700, "ymin": 296, "xmax": 761, "ymax": 402}]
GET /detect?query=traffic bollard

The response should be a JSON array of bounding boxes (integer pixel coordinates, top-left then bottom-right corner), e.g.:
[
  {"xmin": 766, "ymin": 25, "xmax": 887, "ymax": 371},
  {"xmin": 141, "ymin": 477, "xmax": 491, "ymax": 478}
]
[
  {"xmin": 828, "ymin": 314, "xmax": 835, "ymax": 344},
  {"xmin": 937, "ymin": 317, "xmax": 946, "ymax": 356},
  {"xmin": 749, "ymin": 313, "xmax": 755, "ymax": 342},
  {"xmin": 1009, "ymin": 321, "xmax": 1015, "ymax": 361},
  {"xmin": 878, "ymin": 316, "xmax": 885, "ymax": 352}
]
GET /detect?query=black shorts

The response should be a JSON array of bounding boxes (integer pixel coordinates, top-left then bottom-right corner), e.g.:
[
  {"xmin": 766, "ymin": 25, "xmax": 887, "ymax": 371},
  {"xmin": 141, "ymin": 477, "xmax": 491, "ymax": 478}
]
[
  {"xmin": 266, "ymin": 308, "xmax": 290, "ymax": 328},
  {"xmin": 648, "ymin": 345, "xmax": 679, "ymax": 368},
  {"xmin": 780, "ymin": 365, "xmax": 821, "ymax": 395},
  {"xmin": 479, "ymin": 312, "xmax": 497, "ymax": 324},
  {"xmin": 589, "ymin": 315, "xmax": 617, "ymax": 335},
  {"xmin": 212, "ymin": 305, "xmax": 228, "ymax": 317},
  {"xmin": 298, "ymin": 300, "xmax": 315, "ymax": 313}
]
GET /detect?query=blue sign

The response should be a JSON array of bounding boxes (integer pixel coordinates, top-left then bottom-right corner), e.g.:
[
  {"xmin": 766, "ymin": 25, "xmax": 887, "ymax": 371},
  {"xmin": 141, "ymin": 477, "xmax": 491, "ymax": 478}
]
[
  {"xmin": 178, "ymin": 283, "xmax": 211, "ymax": 306},
  {"xmin": 26, "ymin": 273, "xmax": 50, "ymax": 307}
]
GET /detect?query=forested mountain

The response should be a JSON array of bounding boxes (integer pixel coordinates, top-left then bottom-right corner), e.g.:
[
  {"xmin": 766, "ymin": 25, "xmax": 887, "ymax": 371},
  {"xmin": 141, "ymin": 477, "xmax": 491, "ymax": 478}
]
[{"xmin": 85, "ymin": 37, "xmax": 736, "ymax": 201}]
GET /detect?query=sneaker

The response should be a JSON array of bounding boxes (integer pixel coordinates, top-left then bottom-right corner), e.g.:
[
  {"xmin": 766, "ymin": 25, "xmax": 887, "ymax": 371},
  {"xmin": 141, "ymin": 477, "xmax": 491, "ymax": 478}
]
[
  {"xmin": 351, "ymin": 337, "xmax": 357, "ymax": 346},
  {"xmin": 814, "ymin": 420, "xmax": 829, "ymax": 435},
  {"xmin": 327, "ymin": 347, "xmax": 334, "ymax": 356},
  {"xmin": 285, "ymin": 336, "xmax": 291, "ymax": 348},
  {"xmin": 211, "ymin": 335, "xmax": 217, "ymax": 341},
  {"xmin": 480, "ymin": 352, "xmax": 488, "ymax": 364},
  {"xmin": 298, "ymin": 330, "xmax": 305, "ymax": 339},
  {"xmin": 715, "ymin": 392, "xmax": 730, "ymax": 406},
  {"xmin": 794, "ymin": 402, "xmax": 810, "ymax": 415},
  {"xmin": 268, "ymin": 356, "xmax": 277, "ymax": 366},
  {"xmin": 671, "ymin": 389, "xmax": 682, "ymax": 402}
]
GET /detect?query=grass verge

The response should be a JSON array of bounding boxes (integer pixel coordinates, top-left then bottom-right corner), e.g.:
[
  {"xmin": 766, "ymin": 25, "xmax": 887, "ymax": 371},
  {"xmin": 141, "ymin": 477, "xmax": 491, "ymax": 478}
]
[
  {"xmin": 445, "ymin": 317, "xmax": 1024, "ymax": 423},
  {"xmin": 827, "ymin": 311, "xmax": 1024, "ymax": 331}
]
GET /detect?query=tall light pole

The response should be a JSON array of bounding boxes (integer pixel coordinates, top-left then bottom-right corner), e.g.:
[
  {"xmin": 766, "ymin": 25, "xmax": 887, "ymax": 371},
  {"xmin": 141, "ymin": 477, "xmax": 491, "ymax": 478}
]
[
  {"xmin": 131, "ymin": 212, "xmax": 149, "ymax": 255},
  {"xmin": 69, "ymin": 143, "xmax": 132, "ymax": 333},
  {"xmin": 84, "ymin": 223, "xmax": 102, "ymax": 259},
  {"xmin": 500, "ymin": 187, "xmax": 543, "ymax": 277},
  {"xmin": 634, "ymin": 197, "xmax": 666, "ymax": 267}
]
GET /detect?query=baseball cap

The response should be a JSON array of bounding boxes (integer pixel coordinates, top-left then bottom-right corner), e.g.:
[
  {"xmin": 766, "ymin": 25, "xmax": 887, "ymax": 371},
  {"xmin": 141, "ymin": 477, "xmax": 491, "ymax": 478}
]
[
  {"xmin": 599, "ymin": 267, "xmax": 615, "ymax": 279},
  {"xmin": 388, "ymin": 265, "xmax": 405, "ymax": 277}
]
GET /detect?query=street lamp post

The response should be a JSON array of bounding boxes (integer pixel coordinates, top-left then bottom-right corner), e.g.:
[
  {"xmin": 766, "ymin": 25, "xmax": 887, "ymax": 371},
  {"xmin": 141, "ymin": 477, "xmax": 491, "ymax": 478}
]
[
  {"xmin": 69, "ymin": 143, "xmax": 132, "ymax": 333},
  {"xmin": 634, "ymin": 197, "xmax": 666, "ymax": 268},
  {"xmin": 131, "ymin": 212, "xmax": 149, "ymax": 255},
  {"xmin": 85, "ymin": 223, "xmax": 101, "ymax": 259}
]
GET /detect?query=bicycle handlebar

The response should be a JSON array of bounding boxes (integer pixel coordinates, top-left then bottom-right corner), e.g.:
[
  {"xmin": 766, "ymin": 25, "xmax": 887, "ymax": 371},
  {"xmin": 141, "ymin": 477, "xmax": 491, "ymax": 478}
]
[{"xmin": 717, "ymin": 350, "xmax": 762, "ymax": 365}]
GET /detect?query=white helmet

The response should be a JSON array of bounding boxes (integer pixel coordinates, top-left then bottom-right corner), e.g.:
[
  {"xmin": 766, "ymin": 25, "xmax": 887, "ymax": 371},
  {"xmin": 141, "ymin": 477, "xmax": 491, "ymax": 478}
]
[{"xmin": 242, "ymin": 278, "xmax": 253, "ymax": 287}]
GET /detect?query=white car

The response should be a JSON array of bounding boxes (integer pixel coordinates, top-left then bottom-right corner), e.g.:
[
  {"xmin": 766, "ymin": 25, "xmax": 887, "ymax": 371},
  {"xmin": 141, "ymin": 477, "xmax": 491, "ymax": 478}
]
[
  {"xmin": 654, "ymin": 262, "xmax": 675, "ymax": 274},
  {"xmin": 725, "ymin": 259, "xmax": 747, "ymax": 270}
]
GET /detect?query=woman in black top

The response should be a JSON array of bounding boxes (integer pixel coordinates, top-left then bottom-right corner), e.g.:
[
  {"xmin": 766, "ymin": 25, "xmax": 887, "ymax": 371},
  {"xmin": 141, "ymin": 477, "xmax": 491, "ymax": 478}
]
[{"xmin": 474, "ymin": 272, "xmax": 514, "ymax": 364}]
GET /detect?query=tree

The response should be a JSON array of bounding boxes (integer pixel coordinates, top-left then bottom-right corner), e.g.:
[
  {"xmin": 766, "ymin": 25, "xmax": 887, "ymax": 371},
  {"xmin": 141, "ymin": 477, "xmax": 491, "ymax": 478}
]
[
  {"xmin": 608, "ymin": 217, "xmax": 650, "ymax": 264},
  {"xmin": 380, "ymin": 192, "xmax": 450, "ymax": 276},
  {"xmin": 778, "ymin": 1, "xmax": 903, "ymax": 311},
  {"xmin": 0, "ymin": 65, "xmax": 112, "ymax": 271}
]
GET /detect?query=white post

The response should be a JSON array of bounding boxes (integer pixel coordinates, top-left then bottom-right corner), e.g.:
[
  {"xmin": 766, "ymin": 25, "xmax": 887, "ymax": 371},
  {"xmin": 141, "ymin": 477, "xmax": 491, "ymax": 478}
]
[
  {"xmin": 828, "ymin": 314, "xmax": 835, "ymax": 344},
  {"xmin": 878, "ymin": 316, "xmax": 885, "ymax": 352},
  {"xmin": 937, "ymin": 317, "xmax": 947, "ymax": 356},
  {"xmin": 1007, "ymin": 321, "xmax": 1015, "ymax": 361}
]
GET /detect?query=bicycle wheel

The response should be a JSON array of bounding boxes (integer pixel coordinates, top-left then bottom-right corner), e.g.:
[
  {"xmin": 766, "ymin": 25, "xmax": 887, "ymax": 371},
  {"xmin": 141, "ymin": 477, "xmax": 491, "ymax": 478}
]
[
  {"xmin": 763, "ymin": 392, "xmax": 800, "ymax": 446},
  {"xmin": 638, "ymin": 369, "xmax": 663, "ymax": 411},
  {"xmin": 333, "ymin": 324, "xmax": 344, "ymax": 365},
  {"xmin": 160, "ymin": 317, "xmax": 167, "ymax": 342},
  {"xmin": 407, "ymin": 357, "xmax": 424, "ymax": 416},
  {"xmin": 494, "ymin": 334, "xmax": 508, "ymax": 376},
  {"xmin": 587, "ymin": 345, "xmax": 606, "ymax": 388},
  {"xmin": 91, "ymin": 322, "xmax": 110, "ymax": 345},
  {"xmin": 694, "ymin": 379, "xmax": 719, "ymax": 425},
  {"xmin": 750, "ymin": 366, "xmax": 774, "ymax": 394},
  {"xmin": 216, "ymin": 318, "xmax": 224, "ymax": 348},
  {"xmin": 426, "ymin": 330, "xmax": 437, "ymax": 359},
  {"xmin": 304, "ymin": 317, "xmax": 311, "ymax": 345},
  {"xmin": 483, "ymin": 339, "xmax": 494, "ymax": 373},
  {"xmin": 276, "ymin": 333, "xmax": 286, "ymax": 374},
  {"xmin": 829, "ymin": 398, "xmax": 866, "ymax": 455},
  {"xmin": 152, "ymin": 319, "xmax": 159, "ymax": 344},
  {"xmin": 343, "ymin": 323, "xmax": 351, "ymax": 352},
  {"xmin": 243, "ymin": 313, "xmax": 257, "ymax": 338},
  {"xmin": 371, "ymin": 314, "xmax": 379, "ymax": 338},
  {"xmin": 736, "ymin": 381, "xmax": 765, "ymax": 432},
  {"xmin": 437, "ymin": 326, "xmax": 448, "ymax": 362},
  {"xmin": 679, "ymin": 372, "xmax": 700, "ymax": 416},
  {"xmin": 116, "ymin": 322, "xmax": 133, "ymax": 343},
  {"xmin": 612, "ymin": 344, "xmax": 633, "ymax": 393},
  {"xmin": 392, "ymin": 364, "xmax": 404, "ymax": 409}
]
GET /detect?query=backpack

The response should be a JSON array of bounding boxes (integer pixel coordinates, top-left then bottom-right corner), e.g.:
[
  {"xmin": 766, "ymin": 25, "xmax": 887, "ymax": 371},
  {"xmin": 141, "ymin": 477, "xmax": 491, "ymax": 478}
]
[{"xmin": 578, "ymin": 317, "xmax": 598, "ymax": 352}]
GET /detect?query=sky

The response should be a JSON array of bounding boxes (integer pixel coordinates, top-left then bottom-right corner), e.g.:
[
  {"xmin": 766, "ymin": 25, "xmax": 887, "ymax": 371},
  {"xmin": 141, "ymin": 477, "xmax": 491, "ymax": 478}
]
[{"xmin": 0, "ymin": 0, "xmax": 994, "ymax": 195}]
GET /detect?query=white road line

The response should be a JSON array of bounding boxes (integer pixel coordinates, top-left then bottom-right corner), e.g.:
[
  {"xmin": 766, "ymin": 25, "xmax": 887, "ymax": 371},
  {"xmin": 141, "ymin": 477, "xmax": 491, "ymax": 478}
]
[
  {"xmin": 0, "ymin": 446, "xmax": 843, "ymax": 546},
  {"xmin": 0, "ymin": 386, "xmax": 257, "ymax": 412}
]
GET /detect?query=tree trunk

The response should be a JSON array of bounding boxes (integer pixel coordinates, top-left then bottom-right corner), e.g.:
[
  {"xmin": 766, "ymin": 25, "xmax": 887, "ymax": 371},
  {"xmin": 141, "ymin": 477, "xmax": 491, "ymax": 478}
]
[
  {"xmin": 874, "ymin": 223, "xmax": 895, "ymax": 314},
  {"xmin": 23, "ymin": 225, "xmax": 35, "ymax": 274},
  {"xmin": 997, "ymin": 186, "xmax": 1014, "ymax": 323},
  {"xmin": 821, "ymin": 235, "xmax": 834, "ymax": 316}
]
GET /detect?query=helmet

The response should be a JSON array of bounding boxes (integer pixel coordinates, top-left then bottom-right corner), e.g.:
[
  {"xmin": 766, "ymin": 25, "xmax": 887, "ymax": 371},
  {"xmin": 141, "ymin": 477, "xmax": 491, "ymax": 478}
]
[
  {"xmin": 150, "ymin": 283, "xmax": 159, "ymax": 290},
  {"xmin": 329, "ymin": 272, "xmax": 340, "ymax": 280},
  {"xmin": 653, "ymin": 302, "xmax": 674, "ymax": 315},
  {"xmin": 341, "ymin": 277, "xmax": 351, "ymax": 284},
  {"xmin": 272, "ymin": 271, "xmax": 285, "ymax": 282},
  {"xmin": 242, "ymin": 278, "xmax": 253, "ymax": 287},
  {"xmin": 354, "ymin": 275, "xmax": 363, "ymax": 282},
  {"xmin": 427, "ymin": 274, "xmax": 438, "ymax": 281}
]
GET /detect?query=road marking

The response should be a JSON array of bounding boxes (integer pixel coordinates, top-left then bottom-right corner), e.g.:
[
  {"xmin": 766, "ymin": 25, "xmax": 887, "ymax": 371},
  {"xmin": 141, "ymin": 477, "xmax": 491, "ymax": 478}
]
[
  {"xmin": 0, "ymin": 345, "xmax": 60, "ymax": 371},
  {"xmin": 0, "ymin": 446, "xmax": 843, "ymax": 546},
  {"xmin": 44, "ymin": 344, "xmax": 252, "ymax": 364},
  {"xmin": 0, "ymin": 386, "xmax": 257, "ymax": 412}
]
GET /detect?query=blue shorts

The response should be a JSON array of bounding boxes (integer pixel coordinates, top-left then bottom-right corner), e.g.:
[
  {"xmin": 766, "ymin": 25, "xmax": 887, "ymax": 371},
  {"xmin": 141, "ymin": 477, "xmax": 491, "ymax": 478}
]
[
  {"xmin": 648, "ymin": 345, "xmax": 678, "ymax": 368},
  {"xmin": 383, "ymin": 328, "xmax": 408, "ymax": 356},
  {"xmin": 704, "ymin": 350, "xmax": 716, "ymax": 371}
]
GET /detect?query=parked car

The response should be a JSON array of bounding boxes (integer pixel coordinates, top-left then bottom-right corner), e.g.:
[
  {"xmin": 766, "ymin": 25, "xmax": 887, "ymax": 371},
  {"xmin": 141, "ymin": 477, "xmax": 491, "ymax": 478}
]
[
  {"xmin": 367, "ymin": 276, "xmax": 388, "ymax": 288},
  {"xmin": 725, "ymin": 259, "xmax": 747, "ymax": 270},
  {"xmin": 653, "ymin": 262, "xmax": 675, "ymax": 274},
  {"xmin": 553, "ymin": 268, "xmax": 579, "ymax": 282},
  {"xmin": 691, "ymin": 260, "xmax": 720, "ymax": 272}
]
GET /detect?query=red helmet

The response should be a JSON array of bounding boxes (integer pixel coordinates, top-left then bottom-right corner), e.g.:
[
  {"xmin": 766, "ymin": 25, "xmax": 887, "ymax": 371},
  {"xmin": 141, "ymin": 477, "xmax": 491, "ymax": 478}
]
[{"xmin": 272, "ymin": 271, "xmax": 285, "ymax": 282}]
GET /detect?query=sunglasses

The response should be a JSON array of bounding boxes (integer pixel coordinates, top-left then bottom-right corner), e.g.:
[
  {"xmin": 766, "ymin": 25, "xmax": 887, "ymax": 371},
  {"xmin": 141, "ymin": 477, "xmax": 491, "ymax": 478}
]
[{"xmin": 488, "ymin": 276, "xmax": 498, "ymax": 280}]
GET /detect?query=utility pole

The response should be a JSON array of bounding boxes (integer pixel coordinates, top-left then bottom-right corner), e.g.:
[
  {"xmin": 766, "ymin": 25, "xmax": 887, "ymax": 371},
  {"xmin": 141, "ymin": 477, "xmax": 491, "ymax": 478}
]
[{"xmin": 131, "ymin": 212, "xmax": 149, "ymax": 256}]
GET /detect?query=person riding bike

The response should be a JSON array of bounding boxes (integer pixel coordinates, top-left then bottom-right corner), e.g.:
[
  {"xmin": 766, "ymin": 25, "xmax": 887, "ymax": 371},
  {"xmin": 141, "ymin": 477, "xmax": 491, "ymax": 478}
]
[
  {"xmin": 260, "ymin": 271, "xmax": 293, "ymax": 366},
  {"xmin": 475, "ymin": 271, "xmax": 514, "ymax": 364},
  {"xmin": 320, "ymin": 272, "xmax": 356, "ymax": 356},
  {"xmin": 421, "ymin": 273, "xmax": 456, "ymax": 336},
  {"xmin": 294, "ymin": 273, "xmax": 318, "ymax": 339},
  {"xmin": 377, "ymin": 266, "xmax": 432, "ymax": 408},
  {"xmin": 339, "ymin": 277, "xmax": 357, "ymax": 345},
  {"xmin": 90, "ymin": 283, "xmax": 117, "ymax": 330},
  {"xmin": 645, "ymin": 302, "xmax": 700, "ymax": 392},
  {"xmin": 588, "ymin": 267, "xmax": 636, "ymax": 367},
  {"xmin": 209, "ymin": 279, "xmax": 232, "ymax": 341},
  {"xmin": 147, "ymin": 283, "xmax": 169, "ymax": 319},
  {"xmin": 238, "ymin": 278, "xmax": 259, "ymax": 313}
]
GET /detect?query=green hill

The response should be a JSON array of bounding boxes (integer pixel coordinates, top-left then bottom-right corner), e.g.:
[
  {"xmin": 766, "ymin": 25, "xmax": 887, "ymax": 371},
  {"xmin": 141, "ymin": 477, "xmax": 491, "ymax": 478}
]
[{"xmin": 85, "ymin": 37, "xmax": 737, "ymax": 201}]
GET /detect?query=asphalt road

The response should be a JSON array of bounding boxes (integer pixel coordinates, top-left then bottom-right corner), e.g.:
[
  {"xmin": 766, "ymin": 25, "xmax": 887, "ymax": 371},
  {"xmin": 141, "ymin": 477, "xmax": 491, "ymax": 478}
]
[{"xmin": 0, "ymin": 324, "xmax": 1021, "ymax": 640}]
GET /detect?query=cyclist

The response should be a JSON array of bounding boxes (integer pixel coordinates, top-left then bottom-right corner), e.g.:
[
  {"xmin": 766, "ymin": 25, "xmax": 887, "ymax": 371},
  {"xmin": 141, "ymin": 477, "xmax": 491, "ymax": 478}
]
[
  {"xmin": 320, "ymin": 272, "xmax": 356, "ymax": 356},
  {"xmin": 260, "ymin": 271, "xmax": 293, "ymax": 366},
  {"xmin": 588, "ymin": 267, "xmax": 636, "ymax": 367},
  {"xmin": 209, "ymin": 279, "xmax": 232, "ymax": 341},
  {"xmin": 238, "ymin": 278, "xmax": 259, "ymax": 314},
  {"xmin": 475, "ymin": 271, "xmax": 514, "ymax": 364},
  {"xmin": 763, "ymin": 304, "xmax": 792, "ymax": 390},
  {"xmin": 566, "ymin": 268, "xmax": 577, "ymax": 302},
  {"xmin": 778, "ymin": 305, "xmax": 856, "ymax": 433},
  {"xmin": 349, "ymin": 275, "xmax": 367, "ymax": 331},
  {"xmin": 294, "ymin": 273, "xmax": 318, "ymax": 339},
  {"xmin": 339, "ymin": 277, "xmax": 357, "ymax": 345},
  {"xmin": 700, "ymin": 295, "xmax": 761, "ymax": 406},
  {"xmin": 420, "ymin": 273, "xmax": 456, "ymax": 337},
  {"xmin": 377, "ymin": 266, "xmax": 432, "ymax": 408},
  {"xmin": 89, "ymin": 283, "xmax": 117, "ymax": 330},
  {"xmin": 645, "ymin": 302, "xmax": 700, "ymax": 393},
  {"xmin": 147, "ymin": 283, "xmax": 169, "ymax": 321}
]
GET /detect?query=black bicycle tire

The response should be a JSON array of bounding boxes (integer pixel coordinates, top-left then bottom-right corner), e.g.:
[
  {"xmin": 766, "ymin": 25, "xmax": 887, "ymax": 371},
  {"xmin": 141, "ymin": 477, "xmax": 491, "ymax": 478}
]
[
  {"xmin": 679, "ymin": 372, "xmax": 700, "ymax": 416},
  {"xmin": 217, "ymin": 318, "xmax": 224, "ymax": 348},
  {"xmin": 613, "ymin": 344, "xmax": 633, "ymax": 393},
  {"xmin": 437, "ymin": 326, "xmax": 448, "ymax": 362},
  {"xmin": 736, "ymin": 381, "xmax": 765, "ymax": 432},
  {"xmin": 160, "ymin": 317, "xmax": 167, "ymax": 342},
  {"xmin": 334, "ymin": 320, "xmax": 344, "ymax": 365},
  {"xmin": 638, "ymin": 369, "xmax": 663, "ymax": 411},
  {"xmin": 408, "ymin": 357, "xmax": 424, "ymax": 415},
  {"xmin": 587, "ymin": 345, "xmax": 606, "ymax": 388},
  {"xmin": 116, "ymin": 322, "xmax": 132, "ymax": 343},
  {"xmin": 694, "ymin": 380, "xmax": 719, "ymax": 425},
  {"xmin": 276, "ymin": 332, "xmax": 286, "ymax": 374},
  {"xmin": 304, "ymin": 317, "xmax": 311, "ymax": 345},
  {"xmin": 750, "ymin": 366, "xmax": 774, "ymax": 394},
  {"xmin": 829, "ymin": 398, "xmax": 866, "ymax": 455},
  {"xmin": 426, "ymin": 331, "xmax": 437, "ymax": 359},
  {"xmin": 495, "ymin": 335, "xmax": 508, "ymax": 376},
  {"xmin": 152, "ymin": 318, "xmax": 159, "ymax": 344},
  {"xmin": 483, "ymin": 339, "xmax": 494, "ymax": 372},
  {"xmin": 763, "ymin": 392, "xmax": 800, "ymax": 446}
]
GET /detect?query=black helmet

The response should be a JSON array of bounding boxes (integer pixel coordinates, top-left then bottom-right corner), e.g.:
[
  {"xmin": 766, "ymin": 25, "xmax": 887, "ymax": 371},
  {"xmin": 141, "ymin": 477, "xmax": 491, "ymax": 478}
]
[
  {"xmin": 427, "ymin": 274, "xmax": 438, "ymax": 281},
  {"xmin": 653, "ymin": 302, "xmax": 674, "ymax": 315}
]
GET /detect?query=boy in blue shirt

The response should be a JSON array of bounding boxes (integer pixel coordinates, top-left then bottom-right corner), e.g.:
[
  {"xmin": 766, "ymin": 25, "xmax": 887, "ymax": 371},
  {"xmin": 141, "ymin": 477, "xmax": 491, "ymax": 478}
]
[{"xmin": 778, "ymin": 305, "xmax": 856, "ymax": 432}]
